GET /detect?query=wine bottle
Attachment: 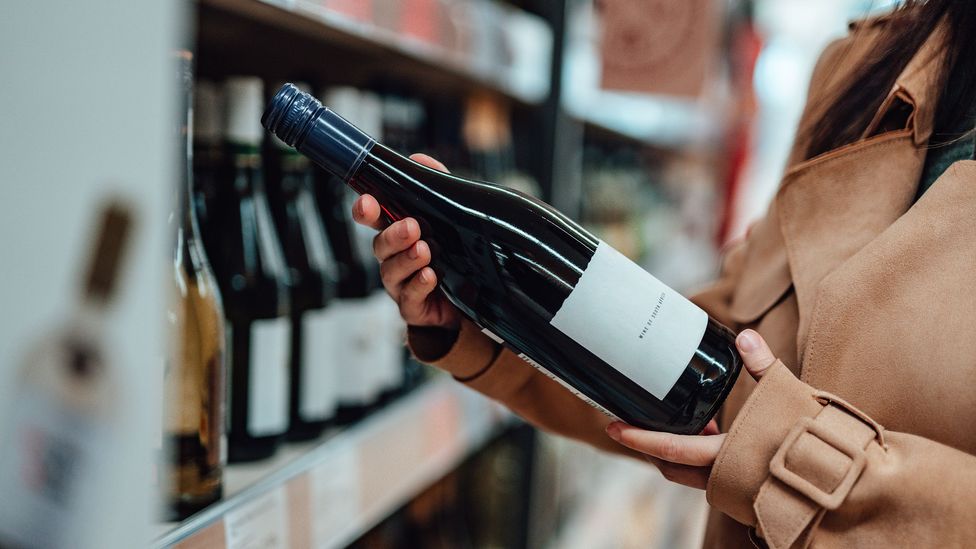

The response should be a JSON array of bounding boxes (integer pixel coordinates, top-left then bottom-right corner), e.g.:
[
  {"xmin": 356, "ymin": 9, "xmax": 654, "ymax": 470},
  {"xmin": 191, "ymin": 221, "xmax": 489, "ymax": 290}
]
[
  {"xmin": 264, "ymin": 85, "xmax": 741, "ymax": 434},
  {"xmin": 265, "ymin": 83, "xmax": 341, "ymax": 441},
  {"xmin": 0, "ymin": 203, "xmax": 132, "ymax": 549},
  {"xmin": 164, "ymin": 52, "xmax": 227, "ymax": 519},
  {"xmin": 313, "ymin": 87, "xmax": 383, "ymax": 425},
  {"xmin": 215, "ymin": 77, "xmax": 291, "ymax": 461},
  {"xmin": 191, "ymin": 79, "xmax": 224, "ymax": 257}
]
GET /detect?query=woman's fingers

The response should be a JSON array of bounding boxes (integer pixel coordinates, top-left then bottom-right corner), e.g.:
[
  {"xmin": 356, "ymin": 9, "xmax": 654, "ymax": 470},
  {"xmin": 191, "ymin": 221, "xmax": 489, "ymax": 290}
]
[
  {"xmin": 643, "ymin": 456, "xmax": 710, "ymax": 490},
  {"xmin": 606, "ymin": 422, "xmax": 726, "ymax": 467},
  {"xmin": 398, "ymin": 267, "xmax": 439, "ymax": 321},
  {"xmin": 372, "ymin": 218, "xmax": 420, "ymax": 261},
  {"xmin": 735, "ymin": 329, "xmax": 778, "ymax": 381},
  {"xmin": 352, "ymin": 194, "xmax": 385, "ymax": 230},
  {"xmin": 410, "ymin": 153, "xmax": 450, "ymax": 173},
  {"xmin": 380, "ymin": 241, "xmax": 431, "ymax": 295}
]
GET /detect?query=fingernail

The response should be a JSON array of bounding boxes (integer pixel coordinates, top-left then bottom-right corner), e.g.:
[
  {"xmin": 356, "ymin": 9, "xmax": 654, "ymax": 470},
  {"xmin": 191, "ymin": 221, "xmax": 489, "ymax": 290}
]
[
  {"xmin": 606, "ymin": 424, "xmax": 621, "ymax": 442},
  {"xmin": 419, "ymin": 268, "xmax": 431, "ymax": 283},
  {"xmin": 737, "ymin": 330, "xmax": 760, "ymax": 352},
  {"xmin": 354, "ymin": 199, "xmax": 364, "ymax": 217},
  {"xmin": 408, "ymin": 242, "xmax": 420, "ymax": 260},
  {"xmin": 398, "ymin": 220, "xmax": 410, "ymax": 239}
]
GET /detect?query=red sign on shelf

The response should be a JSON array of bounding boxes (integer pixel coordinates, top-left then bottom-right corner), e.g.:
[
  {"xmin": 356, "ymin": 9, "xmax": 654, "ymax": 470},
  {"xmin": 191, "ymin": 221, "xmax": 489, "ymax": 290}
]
[
  {"xmin": 398, "ymin": 0, "xmax": 442, "ymax": 45},
  {"xmin": 325, "ymin": 0, "xmax": 373, "ymax": 22}
]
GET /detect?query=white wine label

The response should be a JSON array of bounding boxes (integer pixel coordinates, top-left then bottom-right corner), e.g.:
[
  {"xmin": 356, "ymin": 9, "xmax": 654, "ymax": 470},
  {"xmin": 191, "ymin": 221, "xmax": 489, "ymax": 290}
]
[
  {"xmin": 516, "ymin": 352, "xmax": 622, "ymax": 421},
  {"xmin": 0, "ymin": 386, "xmax": 113, "ymax": 549},
  {"xmin": 300, "ymin": 308, "xmax": 341, "ymax": 421},
  {"xmin": 481, "ymin": 327, "xmax": 505, "ymax": 344},
  {"xmin": 550, "ymin": 242, "xmax": 707, "ymax": 400},
  {"xmin": 248, "ymin": 318, "xmax": 290, "ymax": 436},
  {"xmin": 370, "ymin": 293, "xmax": 406, "ymax": 392},
  {"xmin": 224, "ymin": 487, "xmax": 290, "ymax": 549},
  {"xmin": 332, "ymin": 299, "xmax": 376, "ymax": 404}
]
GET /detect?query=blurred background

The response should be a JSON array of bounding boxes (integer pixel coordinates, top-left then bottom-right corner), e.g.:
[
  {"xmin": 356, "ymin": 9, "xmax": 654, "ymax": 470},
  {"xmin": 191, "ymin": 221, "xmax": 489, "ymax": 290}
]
[{"xmin": 0, "ymin": 0, "xmax": 898, "ymax": 548}]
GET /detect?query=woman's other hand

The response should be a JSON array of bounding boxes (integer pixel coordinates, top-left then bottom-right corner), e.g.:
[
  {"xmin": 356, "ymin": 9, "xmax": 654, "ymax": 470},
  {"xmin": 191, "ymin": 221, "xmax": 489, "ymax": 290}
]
[
  {"xmin": 605, "ymin": 329, "xmax": 778, "ymax": 489},
  {"xmin": 350, "ymin": 153, "xmax": 461, "ymax": 330}
]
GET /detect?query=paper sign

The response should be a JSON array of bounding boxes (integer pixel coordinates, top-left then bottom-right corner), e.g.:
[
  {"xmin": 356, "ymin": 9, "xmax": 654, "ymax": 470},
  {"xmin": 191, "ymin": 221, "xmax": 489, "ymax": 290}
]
[{"xmin": 599, "ymin": 0, "xmax": 718, "ymax": 98}]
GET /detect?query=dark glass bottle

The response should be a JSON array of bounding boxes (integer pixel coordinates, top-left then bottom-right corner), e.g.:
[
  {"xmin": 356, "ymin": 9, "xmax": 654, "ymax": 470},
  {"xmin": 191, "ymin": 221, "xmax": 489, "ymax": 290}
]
[
  {"xmin": 265, "ymin": 83, "xmax": 340, "ymax": 441},
  {"xmin": 264, "ymin": 85, "xmax": 741, "ymax": 434},
  {"xmin": 191, "ymin": 79, "xmax": 224, "ymax": 257},
  {"xmin": 311, "ymin": 164, "xmax": 379, "ymax": 425},
  {"xmin": 213, "ymin": 77, "xmax": 291, "ymax": 461},
  {"xmin": 312, "ymin": 86, "xmax": 401, "ymax": 424},
  {"xmin": 164, "ymin": 52, "xmax": 227, "ymax": 518}
]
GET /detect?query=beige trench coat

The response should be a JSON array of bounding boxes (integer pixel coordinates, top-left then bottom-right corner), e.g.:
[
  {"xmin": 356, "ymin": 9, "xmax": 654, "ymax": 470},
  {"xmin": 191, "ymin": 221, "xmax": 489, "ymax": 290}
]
[{"xmin": 408, "ymin": 16, "xmax": 976, "ymax": 548}]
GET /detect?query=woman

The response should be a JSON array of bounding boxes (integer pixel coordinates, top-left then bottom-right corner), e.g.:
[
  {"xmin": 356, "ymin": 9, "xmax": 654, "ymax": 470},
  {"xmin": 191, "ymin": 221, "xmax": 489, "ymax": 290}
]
[{"xmin": 353, "ymin": 1, "xmax": 976, "ymax": 546}]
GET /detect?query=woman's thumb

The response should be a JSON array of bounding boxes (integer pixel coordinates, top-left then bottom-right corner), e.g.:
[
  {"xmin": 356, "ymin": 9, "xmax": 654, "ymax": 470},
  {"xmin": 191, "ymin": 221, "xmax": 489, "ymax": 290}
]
[{"xmin": 735, "ymin": 329, "xmax": 777, "ymax": 381}]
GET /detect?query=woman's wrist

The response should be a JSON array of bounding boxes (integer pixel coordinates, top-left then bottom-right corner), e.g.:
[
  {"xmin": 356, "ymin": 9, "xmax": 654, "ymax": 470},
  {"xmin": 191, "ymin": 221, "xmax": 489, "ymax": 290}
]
[{"xmin": 406, "ymin": 320, "xmax": 501, "ymax": 379}]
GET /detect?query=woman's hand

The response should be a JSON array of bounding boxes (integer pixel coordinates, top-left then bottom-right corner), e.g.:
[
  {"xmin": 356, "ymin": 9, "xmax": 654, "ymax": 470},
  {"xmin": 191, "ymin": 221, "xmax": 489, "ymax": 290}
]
[
  {"xmin": 605, "ymin": 329, "xmax": 778, "ymax": 489},
  {"xmin": 350, "ymin": 153, "xmax": 461, "ymax": 330}
]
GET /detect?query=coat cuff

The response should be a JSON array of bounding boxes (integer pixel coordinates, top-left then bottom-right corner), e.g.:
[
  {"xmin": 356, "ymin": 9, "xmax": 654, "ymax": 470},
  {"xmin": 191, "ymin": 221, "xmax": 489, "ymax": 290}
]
[
  {"xmin": 706, "ymin": 361, "xmax": 824, "ymax": 525},
  {"xmin": 406, "ymin": 319, "xmax": 501, "ymax": 380}
]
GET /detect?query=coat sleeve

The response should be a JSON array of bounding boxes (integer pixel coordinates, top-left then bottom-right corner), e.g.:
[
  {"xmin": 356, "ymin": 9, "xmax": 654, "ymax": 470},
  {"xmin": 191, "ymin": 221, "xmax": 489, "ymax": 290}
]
[
  {"xmin": 406, "ymin": 240, "xmax": 749, "ymax": 460},
  {"xmin": 706, "ymin": 360, "xmax": 976, "ymax": 549},
  {"xmin": 408, "ymin": 320, "xmax": 638, "ymax": 458}
]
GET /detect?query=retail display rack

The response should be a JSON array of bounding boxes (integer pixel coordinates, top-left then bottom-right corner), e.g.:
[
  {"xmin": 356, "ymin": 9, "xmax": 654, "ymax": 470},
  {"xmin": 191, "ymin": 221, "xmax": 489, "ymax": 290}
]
[{"xmin": 156, "ymin": 377, "xmax": 509, "ymax": 548}]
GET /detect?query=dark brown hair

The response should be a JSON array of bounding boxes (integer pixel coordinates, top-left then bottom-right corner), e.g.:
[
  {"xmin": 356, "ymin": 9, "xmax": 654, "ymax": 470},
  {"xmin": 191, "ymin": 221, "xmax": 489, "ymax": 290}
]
[{"xmin": 806, "ymin": 0, "xmax": 976, "ymax": 158}]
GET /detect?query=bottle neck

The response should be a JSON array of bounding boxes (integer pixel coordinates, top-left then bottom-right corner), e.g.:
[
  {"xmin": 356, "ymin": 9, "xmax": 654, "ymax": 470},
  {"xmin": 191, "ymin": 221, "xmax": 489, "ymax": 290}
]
[
  {"xmin": 227, "ymin": 141, "xmax": 263, "ymax": 196},
  {"xmin": 294, "ymin": 108, "xmax": 375, "ymax": 184}
]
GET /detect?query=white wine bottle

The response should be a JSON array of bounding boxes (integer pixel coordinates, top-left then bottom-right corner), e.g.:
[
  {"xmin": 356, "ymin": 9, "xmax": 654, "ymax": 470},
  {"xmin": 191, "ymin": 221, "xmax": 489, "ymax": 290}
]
[{"xmin": 0, "ymin": 203, "xmax": 133, "ymax": 548}]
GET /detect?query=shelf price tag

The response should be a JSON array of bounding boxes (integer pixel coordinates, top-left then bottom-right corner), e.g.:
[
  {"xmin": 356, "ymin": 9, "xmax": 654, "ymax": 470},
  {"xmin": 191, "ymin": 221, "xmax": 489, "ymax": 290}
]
[
  {"xmin": 310, "ymin": 445, "xmax": 361, "ymax": 548},
  {"xmin": 223, "ymin": 488, "xmax": 290, "ymax": 549}
]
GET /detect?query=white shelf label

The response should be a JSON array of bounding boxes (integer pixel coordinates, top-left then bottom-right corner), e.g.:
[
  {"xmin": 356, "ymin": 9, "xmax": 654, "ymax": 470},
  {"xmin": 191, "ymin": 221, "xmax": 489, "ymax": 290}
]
[
  {"xmin": 224, "ymin": 488, "xmax": 290, "ymax": 549},
  {"xmin": 310, "ymin": 446, "xmax": 361, "ymax": 548}
]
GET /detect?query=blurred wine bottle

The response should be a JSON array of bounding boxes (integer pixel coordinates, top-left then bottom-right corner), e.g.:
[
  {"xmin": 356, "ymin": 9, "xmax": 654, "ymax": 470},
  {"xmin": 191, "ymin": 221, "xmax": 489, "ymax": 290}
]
[
  {"xmin": 191, "ymin": 79, "xmax": 224, "ymax": 257},
  {"xmin": 164, "ymin": 51, "xmax": 227, "ymax": 519},
  {"xmin": 265, "ymin": 82, "xmax": 341, "ymax": 441},
  {"xmin": 314, "ymin": 87, "xmax": 384, "ymax": 425},
  {"xmin": 0, "ymin": 203, "xmax": 133, "ymax": 548},
  {"xmin": 462, "ymin": 91, "xmax": 541, "ymax": 197},
  {"xmin": 212, "ymin": 77, "xmax": 291, "ymax": 462}
]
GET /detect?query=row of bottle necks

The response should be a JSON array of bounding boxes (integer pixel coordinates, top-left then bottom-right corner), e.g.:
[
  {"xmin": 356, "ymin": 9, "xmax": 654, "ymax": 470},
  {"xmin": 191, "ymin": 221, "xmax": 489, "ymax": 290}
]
[{"xmin": 165, "ymin": 72, "xmax": 432, "ymax": 519}]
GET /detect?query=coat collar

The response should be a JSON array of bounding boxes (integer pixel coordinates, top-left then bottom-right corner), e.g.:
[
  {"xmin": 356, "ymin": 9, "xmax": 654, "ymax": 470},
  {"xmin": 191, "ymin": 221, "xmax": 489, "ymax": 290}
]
[
  {"xmin": 780, "ymin": 21, "xmax": 949, "ymax": 359},
  {"xmin": 728, "ymin": 19, "xmax": 951, "ymax": 365}
]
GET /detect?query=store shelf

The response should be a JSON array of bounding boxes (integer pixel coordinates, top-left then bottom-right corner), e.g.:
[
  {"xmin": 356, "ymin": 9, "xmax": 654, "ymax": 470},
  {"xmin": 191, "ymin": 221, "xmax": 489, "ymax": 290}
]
[
  {"xmin": 155, "ymin": 377, "xmax": 510, "ymax": 549},
  {"xmin": 196, "ymin": 0, "xmax": 551, "ymax": 105},
  {"xmin": 568, "ymin": 97, "xmax": 716, "ymax": 149}
]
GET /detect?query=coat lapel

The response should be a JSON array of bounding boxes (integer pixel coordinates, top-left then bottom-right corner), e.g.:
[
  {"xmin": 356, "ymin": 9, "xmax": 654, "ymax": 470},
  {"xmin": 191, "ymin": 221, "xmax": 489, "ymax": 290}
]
[{"xmin": 776, "ymin": 23, "xmax": 948, "ymax": 359}]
